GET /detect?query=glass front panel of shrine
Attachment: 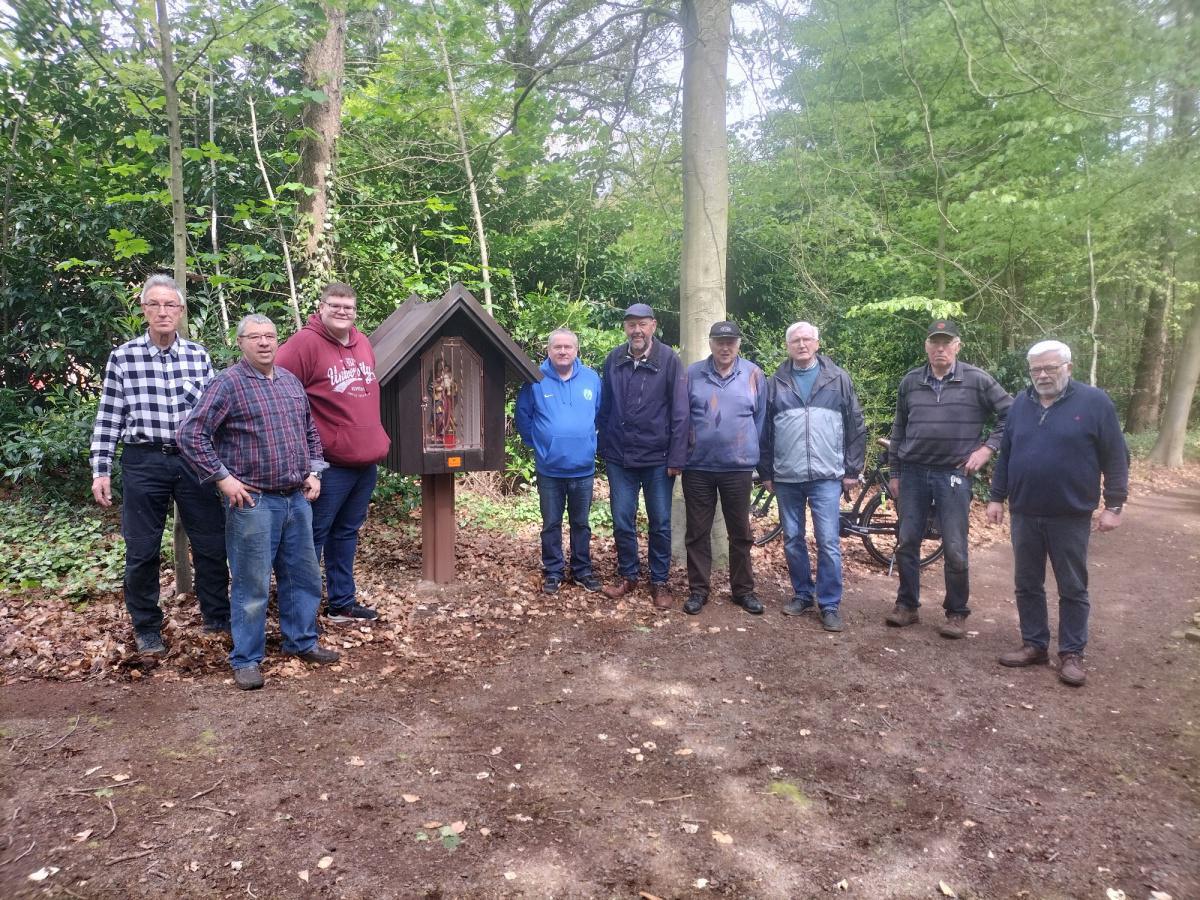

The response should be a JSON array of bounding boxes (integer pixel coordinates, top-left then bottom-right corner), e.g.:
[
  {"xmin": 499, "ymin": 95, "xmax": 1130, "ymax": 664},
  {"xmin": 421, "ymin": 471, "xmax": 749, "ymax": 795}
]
[{"xmin": 421, "ymin": 337, "xmax": 483, "ymax": 452}]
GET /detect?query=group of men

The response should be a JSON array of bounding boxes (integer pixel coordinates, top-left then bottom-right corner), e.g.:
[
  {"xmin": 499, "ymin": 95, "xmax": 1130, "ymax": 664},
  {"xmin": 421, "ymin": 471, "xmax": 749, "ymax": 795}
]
[
  {"xmin": 519, "ymin": 307, "xmax": 1128, "ymax": 687},
  {"xmin": 91, "ymin": 276, "xmax": 388, "ymax": 690}
]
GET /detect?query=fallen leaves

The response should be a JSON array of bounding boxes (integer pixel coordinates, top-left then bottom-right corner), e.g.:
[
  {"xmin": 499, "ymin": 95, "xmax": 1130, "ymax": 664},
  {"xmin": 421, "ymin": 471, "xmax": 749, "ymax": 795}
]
[
  {"xmin": 711, "ymin": 830, "xmax": 733, "ymax": 845},
  {"xmin": 27, "ymin": 866, "xmax": 59, "ymax": 882},
  {"xmin": 347, "ymin": 756, "xmax": 366, "ymax": 767},
  {"xmin": 402, "ymin": 793, "xmax": 420, "ymax": 803},
  {"xmin": 939, "ymin": 881, "xmax": 958, "ymax": 898},
  {"xmin": 317, "ymin": 855, "xmax": 333, "ymax": 870}
]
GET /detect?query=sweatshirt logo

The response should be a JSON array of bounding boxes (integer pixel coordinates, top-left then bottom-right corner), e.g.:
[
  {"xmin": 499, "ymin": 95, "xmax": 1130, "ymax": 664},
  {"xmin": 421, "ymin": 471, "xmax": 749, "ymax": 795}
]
[
  {"xmin": 328, "ymin": 360, "xmax": 376, "ymax": 393},
  {"xmin": 583, "ymin": 388, "xmax": 594, "ymax": 401}
]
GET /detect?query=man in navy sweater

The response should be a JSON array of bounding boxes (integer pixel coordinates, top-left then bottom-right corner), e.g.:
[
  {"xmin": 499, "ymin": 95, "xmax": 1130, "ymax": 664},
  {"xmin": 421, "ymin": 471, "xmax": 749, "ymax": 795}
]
[
  {"xmin": 516, "ymin": 329, "xmax": 603, "ymax": 595},
  {"xmin": 986, "ymin": 340, "xmax": 1128, "ymax": 687}
]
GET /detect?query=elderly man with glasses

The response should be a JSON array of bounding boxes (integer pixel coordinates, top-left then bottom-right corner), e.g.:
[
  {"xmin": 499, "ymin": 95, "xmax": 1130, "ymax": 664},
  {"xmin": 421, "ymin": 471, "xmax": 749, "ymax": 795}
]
[
  {"xmin": 986, "ymin": 340, "xmax": 1129, "ymax": 687},
  {"xmin": 89, "ymin": 274, "xmax": 229, "ymax": 655}
]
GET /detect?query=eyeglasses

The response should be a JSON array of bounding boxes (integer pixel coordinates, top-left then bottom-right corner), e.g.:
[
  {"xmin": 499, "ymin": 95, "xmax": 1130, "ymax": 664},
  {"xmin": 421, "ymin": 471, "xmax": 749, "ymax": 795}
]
[
  {"xmin": 1028, "ymin": 364, "xmax": 1066, "ymax": 376},
  {"xmin": 322, "ymin": 302, "xmax": 357, "ymax": 315},
  {"xmin": 142, "ymin": 302, "xmax": 182, "ymax": 312}
]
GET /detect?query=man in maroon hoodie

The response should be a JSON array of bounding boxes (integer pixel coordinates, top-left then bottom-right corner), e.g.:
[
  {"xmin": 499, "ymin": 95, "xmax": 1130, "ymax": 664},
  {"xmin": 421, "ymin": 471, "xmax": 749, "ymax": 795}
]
[{"xmin": 276, "ymin": 283, "xmax": 391, "ymax": 623}]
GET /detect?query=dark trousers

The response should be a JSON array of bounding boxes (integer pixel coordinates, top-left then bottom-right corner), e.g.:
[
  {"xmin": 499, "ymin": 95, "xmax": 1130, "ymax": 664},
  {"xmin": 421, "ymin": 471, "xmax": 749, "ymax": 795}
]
[
  {"xmin": 537, "ymin": 474, "xmax": 595, "ymax": 580},
  {"xmin": 120, "ymin": 444, "xmax": 229, "ymax": 637},
  {"xmin": 896, "ymin": 464, "xmax": 972, "ymax": 617},
  {"xmin": 1011, "ymin": 512, "xmax": 1091, "ymax": 654},
  {"xmin": 682, "ymin": 469, "xmax": 754, "ymax": 599},
  {"xmin": 310, "ymin": 464, "xmax": 377, "ymax": 611}
]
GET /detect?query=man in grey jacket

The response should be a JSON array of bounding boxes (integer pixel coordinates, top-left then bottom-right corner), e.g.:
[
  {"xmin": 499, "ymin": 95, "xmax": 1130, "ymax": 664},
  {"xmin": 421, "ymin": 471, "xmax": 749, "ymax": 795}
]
[{"xmin": 761, "ymin": 322, "xmax": 866, "ymax": 632}]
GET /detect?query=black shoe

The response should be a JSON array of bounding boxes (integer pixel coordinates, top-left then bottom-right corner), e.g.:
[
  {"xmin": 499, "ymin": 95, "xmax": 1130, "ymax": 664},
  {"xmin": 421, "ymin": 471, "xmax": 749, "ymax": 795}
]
[
  {"xmin": 683, "ymin": 594, "xmax": 707, "ymax": 615},
  {"xmin": 820, "ymin": 608, "xmax": 844, "ymax": 632},
  {"xmin": 731, "ymin": 594, "xmax": 764, "ymax": 615},
  {"xmin": 542, "ymin": 577, "xmax": 562, "ymax": 595},
  {"xmin": 290, "ymin": 645, "xmax": 340, "ymax": 665},
  {"xmin": 575, "ymin": 575, "xmax": 602, "ymax": 593},
  {"xmin": 782, "ymin": 597, "xmax": 815, "ymax": 617},
  {"xmin": 202, "ymin": 621, "xmax": 231, "ymax": 635},
  {"xmin": 325, "ymin": 603, "xmax": 379, "ymax": 624},
  {"xmin": 135, "ymin": 632, "xmax": 167, "ymax": 656},
  {"xmin": 233, "ymin": 665, "xmax": 264, "ymax": 691}
]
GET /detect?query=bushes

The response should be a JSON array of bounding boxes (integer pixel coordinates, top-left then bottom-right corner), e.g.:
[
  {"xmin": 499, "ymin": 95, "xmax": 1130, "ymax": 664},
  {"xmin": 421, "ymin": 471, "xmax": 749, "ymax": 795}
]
[{"xmin": 0, "ymin": 386, "xmax": 96, "ymax": 497}]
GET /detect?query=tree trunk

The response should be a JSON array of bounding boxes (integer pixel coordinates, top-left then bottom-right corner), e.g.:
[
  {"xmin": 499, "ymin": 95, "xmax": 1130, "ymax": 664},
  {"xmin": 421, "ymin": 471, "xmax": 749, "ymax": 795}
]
[
  {"xmin": 296, "ymin": 2, "xmax": 346, "ymax": 286},
  {"xmin": 1148, "ymin": 297, "xmax": 1200, "ymax": 466},
  {"xmin": 152, "ymin": 0, "xmax": 193, "ymax": 595},
  {"xmin": 1125, "ymin": 272, "xmax": 1171, "ymax": 432}
]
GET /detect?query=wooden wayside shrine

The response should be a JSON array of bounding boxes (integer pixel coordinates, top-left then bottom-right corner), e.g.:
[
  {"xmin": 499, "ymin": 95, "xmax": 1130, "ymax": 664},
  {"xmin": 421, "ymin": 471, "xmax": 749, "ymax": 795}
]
[{"xmin": 369, "ymin": 284, "xmax": 541, "ymax": 583}]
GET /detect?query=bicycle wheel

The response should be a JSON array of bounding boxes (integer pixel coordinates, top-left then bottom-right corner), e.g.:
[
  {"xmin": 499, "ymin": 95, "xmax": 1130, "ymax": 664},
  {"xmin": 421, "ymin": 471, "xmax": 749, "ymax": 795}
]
[
  {"xmin": 749, "ymin": 483, "xmax": 783, "ymax": 546},
  {"xmin": 859, "ymin": 493, "xmax": 945, "ymax": 568}
]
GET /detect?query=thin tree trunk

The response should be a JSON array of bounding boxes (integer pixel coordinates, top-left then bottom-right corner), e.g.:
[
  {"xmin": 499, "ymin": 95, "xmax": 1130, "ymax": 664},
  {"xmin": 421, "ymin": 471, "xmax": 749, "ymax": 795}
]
[
  {"xmin": 208, "ymin": 71, "xmax": 231, "ymax": 342},
  {"xmin": 1085, "ymin": 219, "xmax": 1099, "ymax": 386},
  {"xmin": 431, "ymin": 5, "xmax": 493, "ymax": 314},
  {"xmin": 1148, "ymin": 297, "xmax": 1200, "ymax": 466},
  {"xmin": 248, "ymin": 97, "xmax": 302, "ymax": 328},
  {"xmin": 1125, "ymin": 268, "xmax": 1171, "ymax": 432},
  {"xmin": 152, "ymin": 0, "xmax": 193, "ymax": 595}
]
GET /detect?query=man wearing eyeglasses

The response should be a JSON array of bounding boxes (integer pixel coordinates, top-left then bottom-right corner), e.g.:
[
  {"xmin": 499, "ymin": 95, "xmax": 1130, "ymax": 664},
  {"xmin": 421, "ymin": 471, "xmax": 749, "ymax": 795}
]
[
  {"xmin": 275, "ymin": 282, "xmax": 390, "ymax": 624},
  {"xmin": 90, "ymin": 274, "xmax": 229, "ymax": 656},
  {"xmin": 986, "ymin": 340, "xmax": 1128, "ymax": 687}
]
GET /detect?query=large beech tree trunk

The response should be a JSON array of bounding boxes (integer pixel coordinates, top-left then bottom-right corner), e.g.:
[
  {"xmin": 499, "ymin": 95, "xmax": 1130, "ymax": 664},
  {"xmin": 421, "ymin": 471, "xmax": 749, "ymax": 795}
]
[
  {"xmin": 1148, "ymin": 298, "xmax": 1200, "ymax": 466},
  {"xmin": 1125, "ymin": 271, "xmax": 1171, "ymax": 432}
]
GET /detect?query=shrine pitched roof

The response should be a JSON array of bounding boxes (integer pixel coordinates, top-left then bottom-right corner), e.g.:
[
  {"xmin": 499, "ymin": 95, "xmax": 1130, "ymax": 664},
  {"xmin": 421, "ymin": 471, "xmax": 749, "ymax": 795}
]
[{"xmin": 369, "ymin": 283, "xmax": 541, "ymax": 386}]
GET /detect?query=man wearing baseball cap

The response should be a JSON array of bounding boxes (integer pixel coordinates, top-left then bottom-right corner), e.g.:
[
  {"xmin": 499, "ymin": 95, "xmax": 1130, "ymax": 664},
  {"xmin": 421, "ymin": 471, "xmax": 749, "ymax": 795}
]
[
  {"xmin": 680, "ymin": 322, "xmax": 768, "ymax": 616},
  {"xmin": 885, "ymin": 319, "xmax": 1012, "ymax": 637},
  {"xmin": 596, "ymin": 304, "xmax": 689, "ymax": 608}
]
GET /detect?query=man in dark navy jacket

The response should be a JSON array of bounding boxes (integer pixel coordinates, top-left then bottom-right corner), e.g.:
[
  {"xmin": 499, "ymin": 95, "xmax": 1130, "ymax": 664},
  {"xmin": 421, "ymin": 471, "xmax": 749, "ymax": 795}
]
[
  {"xmin": 596, "ymin": 304, "xmax": 689, "ymax": 608},
  {"xmin": 986, "ymin": 340, "xmax": 1128, "ymax": 687}
]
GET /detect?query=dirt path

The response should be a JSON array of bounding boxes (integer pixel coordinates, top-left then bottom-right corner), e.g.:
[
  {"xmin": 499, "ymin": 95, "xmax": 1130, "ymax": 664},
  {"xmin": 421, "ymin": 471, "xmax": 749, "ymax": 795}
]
[{"xmin": 2, "ymin": 477, "xmax": 1198, "ymax": 899}]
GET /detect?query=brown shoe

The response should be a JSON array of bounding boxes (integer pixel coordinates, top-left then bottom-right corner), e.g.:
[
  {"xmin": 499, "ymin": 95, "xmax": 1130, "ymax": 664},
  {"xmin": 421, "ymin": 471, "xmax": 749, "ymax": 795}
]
[
  {"xmin": 885, "ymin": 603, "xmax": 919, "ymax": 627},
  {"xmin": 601, "ymin": 578, "xmax": 638, "ymax": 600},
  {"xmin": 999, "ymin": 644, "xmax": 1049, "ymax": 667},
  {"xmin": 1058, "ymin": 653, "xmax": 1086, "ymax": 687},
  {"xmin": 938, "ymin": 614, "xmax": 967, "ymax": 639},
  {"xmin": 650, "ymin": 582, "xmax": 673, "ymax": 609}
]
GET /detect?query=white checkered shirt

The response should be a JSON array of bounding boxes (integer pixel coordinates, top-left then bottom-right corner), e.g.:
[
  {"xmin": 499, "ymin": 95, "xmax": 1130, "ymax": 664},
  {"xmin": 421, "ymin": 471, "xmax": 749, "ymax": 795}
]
[{"xmin": 90, "ymin": 332, "xmax": 216, "ymax": 477}]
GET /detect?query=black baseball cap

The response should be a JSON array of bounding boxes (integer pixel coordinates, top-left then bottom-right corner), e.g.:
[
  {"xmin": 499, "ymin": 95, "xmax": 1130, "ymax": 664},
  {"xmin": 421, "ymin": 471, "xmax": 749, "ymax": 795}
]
[
  {"xmin": 624, "ymin": 303, "xmax": 655, "ymax": 319},
  {"xmin": 927, "ymin": 319, "xmax": 961, "ymax": 338},
  {"xmin": 709, "ymin": 321, "xmax": 742, "ymax": 339}
]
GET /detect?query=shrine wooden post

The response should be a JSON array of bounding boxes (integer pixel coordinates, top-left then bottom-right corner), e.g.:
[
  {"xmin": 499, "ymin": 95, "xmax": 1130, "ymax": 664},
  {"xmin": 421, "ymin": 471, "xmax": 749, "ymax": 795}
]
[{"xmin": 421, "ymin": 473, "xmax": 455, "ymax": 583}]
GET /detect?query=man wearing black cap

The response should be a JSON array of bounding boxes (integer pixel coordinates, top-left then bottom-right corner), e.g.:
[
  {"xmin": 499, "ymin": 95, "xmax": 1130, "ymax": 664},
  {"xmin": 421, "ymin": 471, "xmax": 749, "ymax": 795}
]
[
  {"xmin": 885, "ymin": 320, "xmax": 1012, "ymax": 638},
  {"xmin": 680, "ymin": 322, "xmax": 768, "ymax": 616},
  {"xmin": 597, "ymin": 304, "xmax": 689, "ymax": 608}
]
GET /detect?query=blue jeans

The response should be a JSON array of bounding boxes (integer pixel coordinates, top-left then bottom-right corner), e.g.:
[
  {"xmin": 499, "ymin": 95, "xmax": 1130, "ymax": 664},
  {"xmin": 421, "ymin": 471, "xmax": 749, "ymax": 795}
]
[
  {"xmin": 776, "ymin": 479, "xmax": 844, "ymax": 610},
  {"xmin": 607, "ymin": 462, "xmax": 675, "ymax": 584},
  {"xmin": 537, "ymin": 474, "xmax": 594, "ymax": 581},
  {"xmin": 1011, "ymin": 512, "xmax": 1091, "ymax": 654},
  {"xmin": 310, "ymin": 464, "xmax": 377, "ymax": 611},
  {"xmin": 224, "ymin": 491, "xmax": 322, "ymax": 669},
  {"xmin": 896, "ymin": 465, "xmax": 972, "ymax": 616}
]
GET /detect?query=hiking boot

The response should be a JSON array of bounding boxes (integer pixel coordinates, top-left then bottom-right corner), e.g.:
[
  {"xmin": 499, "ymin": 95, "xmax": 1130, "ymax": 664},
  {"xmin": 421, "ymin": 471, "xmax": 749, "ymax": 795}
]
[
  {"xmin": 542, "ymin": 576, "xmax": 562, "ymax": 595},
  {"xmin": 999, "ymin": 644, "xmax": 1049, "ymax": 667},
  {"xmin": 135, "ymin": 632, "xmax": 167, "ymax": 656},
  {"xmin": 939, "ymin": 614, "xmax": 968, "ymax": 639},
  {"xmin": 683, "ymin": 594, "xmax": 707, "ymax": 616},
  {"xmin": 325, "ymin": 603, "xmax": 379, "ymax": 624},
  {"xmin": 731, "ymin": 593, "xmax": 764, "ymax": 615},
  {"xmin": 575, "ymin": 575, "xmax": 602, "ymax": 593},
  {"xmin": 233, "ymin": 665, "xmax": 264, "ymax": 691},
  {"xmin": 782, "ymin": 597, "xmax": 815, "ymax": 617},
  {"xmin": 290, "ymin": 645, "xmax": 341, "ymax": 665},
  {"xmin": 820, "ymin": 608, "xmax": 845, "ymax": 632},
  {"xmin": 602, "ymin": 578, "xmax": 638, "ymax": 599},
  {"xmin": 650, "ymin": 582, "xmax": 673, "ymax": 610},
  {"xmin": 1058, "ymin": 653, "xmax": 1086, "ymax": 687},
  {"xmin": 885, "ymin": 604, "xmax": 919, "ymax": 627}
]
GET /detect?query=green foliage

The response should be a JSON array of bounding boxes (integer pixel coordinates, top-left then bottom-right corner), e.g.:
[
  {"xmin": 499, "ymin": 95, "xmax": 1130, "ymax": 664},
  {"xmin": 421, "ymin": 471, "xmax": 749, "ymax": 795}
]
[
  {"xmin": 1126, "ymin": 427, "xmax": 1200, "ymax": 462},
  {"xmin": 371, "ymin": 470, "xmax": 422, "ymax": 521},
  {"xmin": 0, "ymin": 498, "xmax": 124, "ymax": 600},
  {"xmin": 0, "ymin": 387, "xmax": 96, "ymax": 493}
]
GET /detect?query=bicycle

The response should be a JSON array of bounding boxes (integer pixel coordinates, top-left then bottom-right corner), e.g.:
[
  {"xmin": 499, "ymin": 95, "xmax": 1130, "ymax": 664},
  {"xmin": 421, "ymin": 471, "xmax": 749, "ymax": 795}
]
[{"xmin": 749, "ymin": 439, "xmax": 945, "ymax": 570}]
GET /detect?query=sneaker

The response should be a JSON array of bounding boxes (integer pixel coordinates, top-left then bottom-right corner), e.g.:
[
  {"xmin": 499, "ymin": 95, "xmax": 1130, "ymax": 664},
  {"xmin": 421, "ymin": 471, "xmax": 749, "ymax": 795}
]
[
  {"xmin": 885, "ymin": 604, "xmax": 919, "ymax": 627},
  {"xmin": 290, "ymin": 645, "xmax": 341, "ymax": 665},
  {"xmin": 575, "ymin": 575, "xmax": 602, "ymax": 593},
  {"xmin": 233, "ymin": 665, "xmax": 264, "ymax": 691},
  {"xmin": 731, "ymin": 594, "xmax": 764, "ymax": 615},
  {"xmin": 683, "ymin": 594, "xmax": 707, "ymax": 615},
  {"xmin": 782, "ymin": 597, "xmax": 815, "ymax": 617},
  {"xmin": 1058, "ymin": 653, "xmax": 1086, "ymax": 687},
  {"xmin": 999, "ymin": 644, "xmax": 1049, "ymax": 667},
  {"xmin": 542, "ymin": 577, "xmax": 562, "ymax": 595},
  {"xmin": 939, "ymin": 614, "xmax": 967, "ymax": 639},
  {"xmin": 135, "ymin": 632, "xmax": 167, "ymax": 656},
  {"xmin": 820, "ymin": 608, "xmax": 844, "ymax": 632},
  {"xmin": 325, "ymin": 603, "xmax": 379, "ymax": 624}
]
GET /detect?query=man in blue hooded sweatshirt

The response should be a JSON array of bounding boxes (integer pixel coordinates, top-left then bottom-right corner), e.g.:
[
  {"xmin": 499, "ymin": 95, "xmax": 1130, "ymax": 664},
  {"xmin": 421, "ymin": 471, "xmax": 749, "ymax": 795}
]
[{"xmin": 516, "ymin": 328, "xmax": 603, "ymax": 594}]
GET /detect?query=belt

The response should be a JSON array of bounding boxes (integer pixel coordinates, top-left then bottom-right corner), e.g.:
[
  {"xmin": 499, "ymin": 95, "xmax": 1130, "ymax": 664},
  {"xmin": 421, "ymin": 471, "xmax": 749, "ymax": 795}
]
[
  {"xmin": 130, "ymin": 442, "xmax": 180, "ymax": 455},
  {"xmin": 254, "ymin": 485, "xmax": 303, "ymax": 496}
]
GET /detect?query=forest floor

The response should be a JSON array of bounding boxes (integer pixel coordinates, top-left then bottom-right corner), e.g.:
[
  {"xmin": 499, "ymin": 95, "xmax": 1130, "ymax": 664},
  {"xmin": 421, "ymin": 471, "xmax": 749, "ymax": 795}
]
[{"xmin": 2, "ymin": 463, "xmax": 1199, "ymax": 899}]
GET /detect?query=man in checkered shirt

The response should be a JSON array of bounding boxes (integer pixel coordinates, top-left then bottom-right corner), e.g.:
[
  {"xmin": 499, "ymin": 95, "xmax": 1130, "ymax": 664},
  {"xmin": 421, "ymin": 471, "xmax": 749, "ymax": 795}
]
[{"xmin": 90, "ymin": 274, "xmax": 229, "ymax": 656}]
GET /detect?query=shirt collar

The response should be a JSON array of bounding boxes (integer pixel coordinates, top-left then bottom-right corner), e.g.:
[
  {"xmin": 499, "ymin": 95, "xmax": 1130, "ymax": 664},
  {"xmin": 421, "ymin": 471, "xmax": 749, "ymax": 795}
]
[{"xmin": 139, "ymin": 331, "xmax": 181, "ymax": 359}]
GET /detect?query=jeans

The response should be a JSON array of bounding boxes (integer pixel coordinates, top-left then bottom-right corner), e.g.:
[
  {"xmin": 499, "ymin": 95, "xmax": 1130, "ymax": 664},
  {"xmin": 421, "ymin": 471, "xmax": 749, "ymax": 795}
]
[
  {"xmin": 223, "ymin": 490, "xmax": 322, "ymax": 669},
  {"xmin": 310, "ymin": 464, "xmax": 377, "ymax": 611},
  {"xmin": 607, "ymin": 462, "xmax": 675, "ymax": 584},
  {"xmin": 537, "ymin": 474, "xmax": 595, "ymax": 581},
  {"xmin": 775, "ymin": 479, "xmax": 844, "ymax": 610},
  {"xmin": 1011, "ymin": 512, "xmax": 1091, "ymax": 654},
  {"xmin": 895, "ymin": 464, "xmax": 972, "ymax": 616},
  {"xmin": 120, "ymin": 444, "xmax": 229, "ymax": 637},
  {"xmin": 682, "ymin": 470, "xmax": 754, "ymax": 598}
]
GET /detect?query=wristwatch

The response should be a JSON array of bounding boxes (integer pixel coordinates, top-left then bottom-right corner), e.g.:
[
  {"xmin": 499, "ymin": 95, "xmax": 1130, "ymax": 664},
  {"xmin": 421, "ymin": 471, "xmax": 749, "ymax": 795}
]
[{"xmin": 309, "ymin": 470, "xmax": 323, "ymax": 481}]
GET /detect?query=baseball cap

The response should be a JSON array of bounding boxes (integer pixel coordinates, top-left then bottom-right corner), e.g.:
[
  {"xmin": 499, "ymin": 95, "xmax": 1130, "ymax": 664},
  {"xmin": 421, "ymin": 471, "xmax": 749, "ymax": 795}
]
[
  {"xmin": 709, "ymin": 321, "xmax": 742, "ymax": 339},
  {"xmin": 927, "ymin": 319, "xmax": 961, "ymax": 338},
  {"xmin": 623, "ymin": 303, "xmax": 655, "ymax": 319}
]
